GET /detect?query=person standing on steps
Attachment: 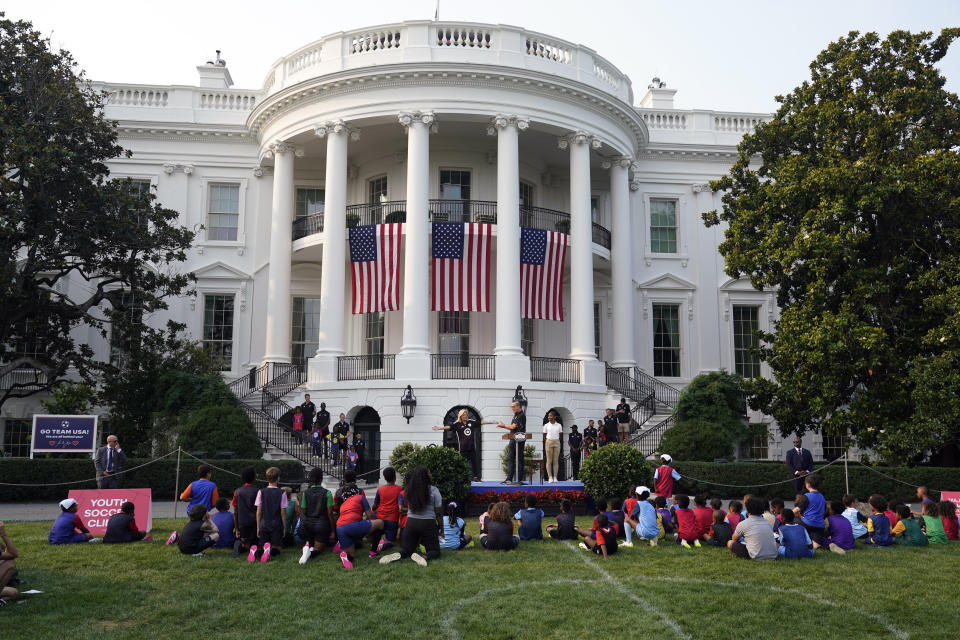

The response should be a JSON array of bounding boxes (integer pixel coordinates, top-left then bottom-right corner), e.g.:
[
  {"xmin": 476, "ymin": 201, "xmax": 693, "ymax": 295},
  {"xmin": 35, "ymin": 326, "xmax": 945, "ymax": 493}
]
[
  {"xmin": 543, "ymin": 411, "xmax": 562, "ymax": 483},
  {"xmin": 433, "ymin": 409, "xmax": 495, "ymax": 482},
  {"xmin": 95, "ymin": 435, "xmax": 126, "ymax": 489},
  {"xmin": 315, "ymin": 402, "xmax": 331, "ymax": 459},
  {"xmin": 332, "ymin": 413, "xmax": 349, "ymax": 466},
  {"xmin": 615, "ymin": 397, "xmax": 632, "ymax": 443},
  {"xmin": 497, "ymin": 401, "xmax": 527, "ymax": 484},
  {"xmin": 299, "ymin": 393, "xmax": 316, "ymax": 438},
  {"xmin": 568, "ymin": 425, "xmax": 583, "ymax": 480}
]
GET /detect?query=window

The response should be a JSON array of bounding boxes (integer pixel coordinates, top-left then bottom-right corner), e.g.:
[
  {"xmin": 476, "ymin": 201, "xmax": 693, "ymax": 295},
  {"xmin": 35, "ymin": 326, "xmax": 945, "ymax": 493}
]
[
  {"xmin": 733, "ymin": 305, "xmax": 761, "ymax": 378},
  {"xmin": 519, "ymin": 181, "xmax": 535, "ymax": 208},
  {"xmin": 747, "ymin": 423, "xmax": 769, "ymax": 460},
  {"xmin": 291, "ymin": 297, "xmax": 321, "ymax": 366},
  {"xmin": 593, "ymin": 302, "xmax": 602, "ymax": 360},
  {"xmin": 652, "ymin": 303, "xmax": 681, "ymax": 377},
  {"xmin": 365, "ymin": 312, "xmax": 385, "ymax": 368},
  {"xmin": 649, "ymin": 199, "xmax": 678, "ymax": 254},
  {"xmin": 124, "ymin": 179, "xmax": 152, "ymax": 230},
  {"xmin": 822, "ymin": 434, "xmax": 846, "ymax": 462},
  {"xmin": 2, "ymin": 419, "xmax": 30, "ymax": 458},
  {"xmin": 438, "ymin": 170, "xmax": 471, "ymax": 222},
  {"xmin": 207, "ymin": 184, "xmax": 240, "ymax": 241},
  {"xmin": 202, "ymin": 294, "xmax": 234, "ymax": 370},
  {"xmin": 109, "ymin": 291, "xmax": 143, "ymax": 369},
  {"xmin": 521, "ymin": 318, "xmax": 534, "ymax": 357},
  {"xmin": 591, "ymin": 197, "xmax": 600, "ymax": 224},
  {"xmin": 295, "ymin": 188, "xmax": 324, "ymax": 219},
  {"xmin": 438, "ymin": 311, "xmax": 469, "ymax": 366},
  {"xmin": 368, "ymin": 176, "xmax": 388, "ymax": 204}
]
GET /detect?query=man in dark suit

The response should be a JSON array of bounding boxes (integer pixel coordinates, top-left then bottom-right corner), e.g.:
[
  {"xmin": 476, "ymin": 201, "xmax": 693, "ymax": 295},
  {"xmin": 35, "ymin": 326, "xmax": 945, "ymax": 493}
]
[
  {"xmin": 95, "ymin": 435, "xmax": 127, "ymax": 489},
  {"xmin": 785, "ymin": 436, "xmax": 813, "ymax": 494}
]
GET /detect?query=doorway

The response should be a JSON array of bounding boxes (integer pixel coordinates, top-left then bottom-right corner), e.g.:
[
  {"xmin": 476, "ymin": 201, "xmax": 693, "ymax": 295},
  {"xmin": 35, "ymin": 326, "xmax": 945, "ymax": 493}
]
[
  {"xmin": 352, "ymin": 406, "xmax": 381, "ymax": 481},
  {"xmin": 443, "ymin": 404, "xmax": 483, "ymax": 480}
]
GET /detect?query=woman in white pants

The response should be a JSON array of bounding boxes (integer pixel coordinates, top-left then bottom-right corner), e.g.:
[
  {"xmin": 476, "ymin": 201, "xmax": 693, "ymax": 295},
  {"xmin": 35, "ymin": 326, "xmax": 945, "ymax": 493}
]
[{"xmin": 543, "ymin": 411, "xmax": 563, "ymax": 483}]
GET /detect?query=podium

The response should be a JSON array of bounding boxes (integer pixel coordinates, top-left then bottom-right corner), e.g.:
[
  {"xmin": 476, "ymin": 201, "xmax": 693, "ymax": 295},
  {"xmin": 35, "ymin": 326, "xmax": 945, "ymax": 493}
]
[{"xmin": 501, "ymin": 432, "xmax": 532, "ymax": 485}]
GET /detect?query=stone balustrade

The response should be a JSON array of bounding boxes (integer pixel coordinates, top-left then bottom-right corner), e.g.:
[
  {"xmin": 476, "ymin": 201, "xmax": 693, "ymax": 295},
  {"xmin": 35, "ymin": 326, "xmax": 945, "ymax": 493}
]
[
  {"xmin": 95, "ymin": 83, "xmax": 260, "ymax": 126},
  {"xmin": 639, "ymin": 109, "xmax": 771, "ymax": 138}
]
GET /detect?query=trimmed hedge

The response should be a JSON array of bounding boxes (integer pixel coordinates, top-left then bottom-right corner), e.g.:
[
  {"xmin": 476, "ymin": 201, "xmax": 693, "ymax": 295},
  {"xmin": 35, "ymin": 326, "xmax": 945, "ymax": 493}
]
[
  {"xmin": 672, "ymin": 461, "xmax": 960, "ymax": 502},
  {"xmin": 0, "ymin": 458, "xmax": 304, "ymax": 501}
]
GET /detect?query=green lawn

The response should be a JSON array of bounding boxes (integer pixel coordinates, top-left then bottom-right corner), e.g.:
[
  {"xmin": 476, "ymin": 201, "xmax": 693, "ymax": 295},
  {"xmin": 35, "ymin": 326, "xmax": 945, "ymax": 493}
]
[{"xmin": 2, "ymin": 517, "xmax": 958, "ymax": 640}]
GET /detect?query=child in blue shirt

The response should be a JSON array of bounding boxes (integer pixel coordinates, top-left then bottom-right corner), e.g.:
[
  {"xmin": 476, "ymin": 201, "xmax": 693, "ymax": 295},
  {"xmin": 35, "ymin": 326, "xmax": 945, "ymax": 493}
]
[
  {"xmin": 514, "ymin": 495, "xmax": 544, "ymax": 540},
  {"xmin": 778, "ymin": 509, "xmax": 813, "ymax": 558},
  {"xmin": 654, "ymin": 495, "xmax": 674, "ymax": 535},
  {"xmin": 864, "ymin": 494, "xmax": 894, "ymax": 546},
  {"xmin": 211, "ymin": 498, "xmax": 236, "ymax": 549},
  {"xmin": 799, "ymin": 474, "xmax": 826, "ymax": 547},
  {"xmin": 179, "ymin": 464, "xmax": 219, "ymax": 513},
  {"xmin": 841, "ymin": 494, "xmax": 869, "ymax": 539},
  {"xmin": 605, "ymin": 498, "xmax": 626, "ymax": 539},
  {"xmin": 441, "ymin": 502, "xmax": 472, "ymax": 550}
]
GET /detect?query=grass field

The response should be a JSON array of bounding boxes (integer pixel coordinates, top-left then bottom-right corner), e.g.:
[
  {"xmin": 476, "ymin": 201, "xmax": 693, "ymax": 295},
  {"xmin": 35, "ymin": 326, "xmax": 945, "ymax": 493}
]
[{"xmin": 2, "ymin": 516, "xmax": 959, "ymax": 640}]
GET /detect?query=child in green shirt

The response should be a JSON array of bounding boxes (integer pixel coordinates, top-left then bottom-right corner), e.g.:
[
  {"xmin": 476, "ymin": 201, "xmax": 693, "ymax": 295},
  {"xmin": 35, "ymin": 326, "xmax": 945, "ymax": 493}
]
[
  {"xmin": 921, "ymin": 501, "xmax": 948, "ymax": 544},
  {"xmin": 892, "ymin": 504, "xmax": 928, "ymax": 546}
]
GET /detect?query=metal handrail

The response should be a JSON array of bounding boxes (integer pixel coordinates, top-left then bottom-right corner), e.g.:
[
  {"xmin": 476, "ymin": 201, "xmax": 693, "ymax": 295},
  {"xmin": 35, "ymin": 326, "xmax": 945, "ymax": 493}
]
[
  {"xmin": 239, "ymin": 401, "xmax": 344, "ymax": 479},
  {"xmin": 629, "ymin": 414, "xmax": 676, "ymax": 457},
  {"xmin": 430, "ymin": 353, "xmax": 495, "ymax": 380},
  {"xmin": 530, "ymin": 356, "xmax": 581, "ymax": 383},
  {"xmin": 632, "ymin": 366, "xmax": 680, "ymax": 409},
  {"xmin": 227, "ymin": 363, "xmax": 269, "ymax": 399},
  {"xmin": 337, "ymin": 354, "xmax": 396, "ymax": 381},
  {"xmin": 292, "ymin": 213, "xmax": 324, "ymax": 240}
]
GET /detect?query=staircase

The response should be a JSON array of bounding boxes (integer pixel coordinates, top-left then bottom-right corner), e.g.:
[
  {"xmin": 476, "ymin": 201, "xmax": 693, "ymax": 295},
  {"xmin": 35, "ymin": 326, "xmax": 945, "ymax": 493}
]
[
  {"xmin": 228, "ymin": 363, "xmax": 346, "ymax": 481},
  {"xmin": 605, "ymin": 363, "xmax": 679, "ymax": 458}
]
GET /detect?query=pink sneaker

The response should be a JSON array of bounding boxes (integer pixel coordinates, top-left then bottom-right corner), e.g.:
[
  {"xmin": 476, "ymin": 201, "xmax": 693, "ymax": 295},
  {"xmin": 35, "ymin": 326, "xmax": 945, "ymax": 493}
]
[
  {"xmin": 144, "ymin": 535, "xmax": 153, "ymax": 542},
  {"xmin": 247, "ymin": 545, "xmax": 258, "ymax": 563},
  {"xmin": 165, "ymin": 531, "xmax": 178, "ymax": 545},
  {"xmin": 340, "ymin": 551, "xmax": 353, "ymax": 569},
  {"xmin": 377, "ymin": 539, "xmax": 387, "ymax": 552},
  {"xmin": 369, "ymin": 550, "xmax": 378, "ymax": 559},
  {"xmin": 332, "ymin": 542, "xmax": 341, "ymax": 555},
  {"xmin": 260, "ymin": 543, "xmax": 271, "ymax": 563}
]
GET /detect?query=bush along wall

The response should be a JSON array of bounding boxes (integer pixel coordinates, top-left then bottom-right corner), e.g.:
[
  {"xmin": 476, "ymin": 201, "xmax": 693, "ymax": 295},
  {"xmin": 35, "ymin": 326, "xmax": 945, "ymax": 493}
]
[
  {"xmin": 0, "ymin": 458, "xmax": 304, "ymax": 502},
  {"xmin": 671, "ymin": 461, "xmax": 960, "ymax": 502}
]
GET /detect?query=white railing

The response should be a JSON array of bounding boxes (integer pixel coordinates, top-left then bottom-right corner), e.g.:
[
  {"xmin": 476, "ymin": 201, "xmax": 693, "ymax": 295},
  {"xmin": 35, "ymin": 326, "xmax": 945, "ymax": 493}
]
[
  {"xmin": 349, "ymin": 29, "xmax": 402, "ymax": 54},
  {"xmin": 287, "ymin": 45, "xmax": 322, "ymax": 74},
  {"xmin": 714, "ymin": 115, "xmax": 766, "ymax": 132},
  {"xmin": 436, "ymin": 26, "xmax": 493, "ymax": 48},
  {"xmin": 642, "ymin": 111, "xmax": 687, "ymax": 130},
  {"xmin": 525, "ymin": 36, "xmax": 572, "ymax": 63},
  {"xmin": 594, "ymin": 61, "xmax": 621, "ymax": 89},
  {"xmin": 104, "ymin": 88, "xmax": 168, "ymax": 107},
  {"xmin": 198, "ymin": 92, "xmax": 257, "ymax": 110}
]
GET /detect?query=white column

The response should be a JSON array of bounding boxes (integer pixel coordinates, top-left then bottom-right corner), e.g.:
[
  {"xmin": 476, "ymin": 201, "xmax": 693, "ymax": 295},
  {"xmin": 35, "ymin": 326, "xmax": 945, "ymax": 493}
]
[
  {"xmin": 561, "ymin": 131, "xmax": 605, "ymax": 385},
  {"xmin": 607, "ymin": 157, "xmax": 635, "ymax": 369},
  {"xmin": 694, "ymin": 182, "xmax": 722, "ymax": 371},
  {"xmin": 489, "ymin": 115, "xmax": 531, "ymax": 381},
  {"xmin": 262, "ymin": 141, "xmax": 300, "ymax": 365},
  {"xmin": 396, "ymin": 111, "xmax": 435, "ymax": 380},
  {"xmin": 310, "ymin": 121, "xmax": 357, "ymax": 383}
]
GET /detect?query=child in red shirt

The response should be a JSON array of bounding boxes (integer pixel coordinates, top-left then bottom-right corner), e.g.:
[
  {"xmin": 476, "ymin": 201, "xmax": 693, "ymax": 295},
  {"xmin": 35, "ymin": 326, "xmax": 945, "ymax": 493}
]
[
  {"xmin": 940, "ymin": 500, "xmax": 959, "ymax": 541},
  {"xmin": 673, "ymin": 495, "xmax": 700, "ymax": 548},
  {"xmin": 369, "ymin": 466, "xmax": 404, "ymax": 556},
  {"xmin": 692, "ymin": 495, "xmax": 713, "ymax": 541}
]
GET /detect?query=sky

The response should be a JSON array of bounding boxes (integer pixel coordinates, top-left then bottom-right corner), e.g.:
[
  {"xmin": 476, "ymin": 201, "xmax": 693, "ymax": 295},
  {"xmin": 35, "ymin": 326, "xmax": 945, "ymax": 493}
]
[{"xmin": 3, "ymin": 0, "xmax": 960, "ymax": 113}]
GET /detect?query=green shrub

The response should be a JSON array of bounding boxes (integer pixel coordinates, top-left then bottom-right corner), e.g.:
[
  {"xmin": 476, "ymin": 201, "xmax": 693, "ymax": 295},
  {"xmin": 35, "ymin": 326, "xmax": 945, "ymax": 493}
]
[
  {"xmin": 177, "ymin": 405, "xmax": 263, "ymax": 459},
  {"xmin": 388, "ymin": 442, "xmax": 422, "ymax": 477},
  {"xmin": 404, "ymin": 445, "xmax": 471, "ymax": 503},
  {"xmin": 500, "ymin": 443, "xmax": 537, "ymax": 477},
  {"xmin": 579, "ymin": 444, "xmax": 653, "ymax": 504},
  {"xmin": 384, "ymin": 210, "xmax": 406, "ymax": 224},
  {"xmin": 659, "ymin": 418, "xmax": 736, "ymax": 462},
  {"xmin": 0, "ymin": 458, "xmax": 303, "ymax": 502}
]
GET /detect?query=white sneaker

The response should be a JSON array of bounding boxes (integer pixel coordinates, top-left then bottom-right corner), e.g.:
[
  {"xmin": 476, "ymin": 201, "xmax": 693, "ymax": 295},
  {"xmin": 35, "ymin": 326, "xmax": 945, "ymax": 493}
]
[
  {"xmin": 694, "ymin": 539, "xmax": 702, "ymax": 548},
  {"xmin": 578, "ymin": 542, "xmax": 589, "ymax": 551},
  {"xmin": 299, "ymin": 544, "xmax": 311, "ymax": 565},
  {"xmin": 680, "ymin": 539, "xmax": 691, "ymax": 549},
  {"xmin": 621, "ymin": 541, "xmax": 634, "ymax": 547},
  {"xmin": 411, "ymin": 552, "xmax": 428, "ymax": 567},
  {"xmin": 829, "ymin": 543, "xmax": 846, "ymax": 555},
  {"xmin": 88, "ymin": 538, "xmax": 101, "ymax": 544},
  {"xmin": 650, "ymin": 539, "xmax": 658, "ymax": 547},
  {"xmin": 379, "ymin": 552, "xmax": 401, "ymax": 565}
]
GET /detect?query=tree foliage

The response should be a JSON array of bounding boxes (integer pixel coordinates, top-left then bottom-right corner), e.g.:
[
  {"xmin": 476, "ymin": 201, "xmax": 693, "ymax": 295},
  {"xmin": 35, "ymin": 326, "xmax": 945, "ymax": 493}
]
[
  {"xmin": 660, "ymin": 419, "xmax": 739, "ymax": 462},
  {"xmin": 578, "ymin": 444, "xmax": 652, "ymax": 504},
  {"xmin": 0, "ymin": 14, "xmax": 194, "ymax": 408},
  {"xmin": 388, "ymin": 442, "xmax": 422, "ymax": 477},
  {"xmin": 41, "ymin": 382, "xmax": 95, "ymax": 415},
  {"xmin": 177, "ymin": 405, "xmax": 263, "ymax": 460},
  {"xmin": 404, "ymin": 445, "xmax": 472, "ymax": 502},
  {"xmin": 704, "ymin": 29, "xmax": 960, "ymax": 463}
]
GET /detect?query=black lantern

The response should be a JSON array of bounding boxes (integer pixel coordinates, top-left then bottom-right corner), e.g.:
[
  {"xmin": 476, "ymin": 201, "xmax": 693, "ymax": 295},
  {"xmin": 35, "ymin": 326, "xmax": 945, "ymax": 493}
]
[
  {"xmin": 512, "ymin": 385, "xmax": 528, "ymax": 411},
  {"xmin": 400, "ymin": 385, "xmax": 417, "ymax": 423}
]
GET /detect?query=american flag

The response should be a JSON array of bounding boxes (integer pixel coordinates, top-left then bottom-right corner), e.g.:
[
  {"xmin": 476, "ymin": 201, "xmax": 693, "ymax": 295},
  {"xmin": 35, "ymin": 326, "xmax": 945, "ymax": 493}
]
[
  {"xmin": 431, "ymin": 222, "xmax": 492, "ymax": 312},
  {"xmin": 349, "ymin": 223, "xmax": 402, "ymax": 314},
  {"xmin": 521, "ymin": 227, "xmax": 568, "ymax": 321}
]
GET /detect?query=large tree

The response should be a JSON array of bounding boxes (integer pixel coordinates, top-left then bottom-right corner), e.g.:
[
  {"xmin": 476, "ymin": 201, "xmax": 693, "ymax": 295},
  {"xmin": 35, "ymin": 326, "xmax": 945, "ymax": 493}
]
[
  {"xmin": 0, "ymin": 14, "xmax": 194, "ymax": 409},
  {"xmin": 704, "ymin": 29, "xmax": 960, "ymax": 464}
]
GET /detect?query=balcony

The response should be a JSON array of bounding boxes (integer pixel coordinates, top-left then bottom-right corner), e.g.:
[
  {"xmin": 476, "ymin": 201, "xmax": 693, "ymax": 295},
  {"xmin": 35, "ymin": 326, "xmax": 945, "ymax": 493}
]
[
  {"xmin": 291, "ymin": 200, "xmax": 612, "ymax": 250},
  {"xmin": 336, "ymin": 354, "xmax": 396, "ymax": 381},
  {"xmin": 530, "ymin": 357, "xmax": 581, "ymax": 384},
  {"xmin": 430, "ymin": 354, "xmax": 495, "ymax": 380}
]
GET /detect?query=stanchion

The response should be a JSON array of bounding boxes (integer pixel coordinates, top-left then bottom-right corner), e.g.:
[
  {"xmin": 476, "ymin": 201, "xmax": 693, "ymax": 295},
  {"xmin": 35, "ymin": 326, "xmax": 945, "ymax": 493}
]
[
  {"xmin": 844, "ymin": 451, "xmax": 850, "ymax": 496},
  {"xmin": 174, "ymin": 447, "xmax": 182, "ymax": 519}
]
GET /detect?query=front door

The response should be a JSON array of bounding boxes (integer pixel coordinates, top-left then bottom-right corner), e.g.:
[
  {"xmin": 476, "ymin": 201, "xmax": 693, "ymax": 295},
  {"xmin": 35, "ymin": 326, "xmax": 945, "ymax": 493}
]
[
  {"xmin": 443, "ymin": 405, "xmax": 483, "ymax": 480},
  {"xmin": 352, "ymin": 406, "xmax": 381, "ymax": 481}
]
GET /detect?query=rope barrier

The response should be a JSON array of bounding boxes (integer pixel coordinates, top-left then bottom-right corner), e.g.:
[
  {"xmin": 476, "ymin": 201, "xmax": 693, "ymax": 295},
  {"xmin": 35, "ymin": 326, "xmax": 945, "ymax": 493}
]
[
  {"xmin": 677, "ymin": 455, "xmax": 849, "ymax": 490},
  {"xmin": 0, "ymin": 448, "xmax": 181, "ymax": 487}
]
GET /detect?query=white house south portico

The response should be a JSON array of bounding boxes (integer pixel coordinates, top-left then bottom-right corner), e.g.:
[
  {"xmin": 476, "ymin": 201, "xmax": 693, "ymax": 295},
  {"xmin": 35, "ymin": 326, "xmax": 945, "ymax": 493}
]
[{"xmin": 1, "ymin": 19, "xmax": 805, "ymax": 475}]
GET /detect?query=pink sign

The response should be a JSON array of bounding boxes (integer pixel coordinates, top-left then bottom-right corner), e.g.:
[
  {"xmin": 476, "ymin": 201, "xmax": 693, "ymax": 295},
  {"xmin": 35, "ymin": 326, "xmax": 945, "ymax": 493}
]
[
  {"xmin": 67, "ymin": 488, "xmax": 152, "ymax": 535},
  {"xmin": 942, "ymin": 491, "xmax": 960, "ymax": 515}
]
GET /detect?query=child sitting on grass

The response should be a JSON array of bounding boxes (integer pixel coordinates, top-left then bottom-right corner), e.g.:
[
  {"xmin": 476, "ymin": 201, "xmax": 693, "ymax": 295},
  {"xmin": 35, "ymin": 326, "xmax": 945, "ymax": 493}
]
[
  {"xmin": 625, "ymin": 487, "xmax": 660, "ymax": 547},
  {"xmin": 103, "ymin": 501, "xmax": 149, "ymax": 544},
  {"xmin": 440, "ymin": 502, "xmax": 472, "ymax": 550},
  {"xmin": 622, "ymin": 487, "xmax": 640, "ymax": 543},
  {"xmin": 577, "ymin": 513, "xmax": 618, "ymax": 559},
  {"xmin": 514, "ymin": 494, "xmax": 544, "ymax": 540},
  {"xmin": 824, "ymin": 500, "xmax": 854, "ymax": 553},
  {"xmin": 479, "ymin": 502, "xmax": 496, "ymax": 534},
  {"xmin": 0, "ymin": 522, "xmax": 18, "ymax": 605},
  {"xmin": 369, "ymin": 466, "xmax": 403, "ymax": 557},
  {"xmin": 176, "ymin": 504, "xmax": 220, "ymax": 556},
  {"xmin": 921, "ymin": 502, "xmax": 948, "ymax": 544},
  {"xmin": 692, "ymin": 495, "xmax": 713, "ymax": 542},
  {"xmin": 654, "ymin": 496, "xmax": 674, "ymax": 535},
  {"xmin": 298, "ymin": 467, "xmax": 334, "ymax": 564},
  {"xmin": 547, "ymin": 499, "xmax": 579, "ymax": 540},
  {"xmin": 841, "ymin": 494, "xmax": 869, "ymax": 540},
  {"xmin": 726, "ymin": 501, "xmax": 743, "ymax": 531},
  {"xmin": 777, "ymin": 509, "xmax": 813, "ymax": 558},
  {"xmin": 605, "ymin": 498, "xmax": 626, "ymax": 539},
  {"xmin": 864, "ymin": 495, "xmax": 893, "ymax": 547},
  {"xmin": 673, "ymin": 495, "xmax": 700, "ymax": 549},
  {"xmin": 892, "ymin": 504, "xmax": 928, "ymax": 546},
  {"xmin": 480, "ymin": 502, "xmax": 519, "ymax": 551},
  {"xmin": 706, "ymin": 509, "xmax": 732, "ymax": 548},
  {"xmin": 210, "ymin": 498, "xmax": 236, "ymax": 549},
  {"xmin": 49, "ymin": 498, "xmax": 96, "ymax": 545},
  {"xmin": 940, "ymin": 500, "xmax": 959, "ymax": 541}
]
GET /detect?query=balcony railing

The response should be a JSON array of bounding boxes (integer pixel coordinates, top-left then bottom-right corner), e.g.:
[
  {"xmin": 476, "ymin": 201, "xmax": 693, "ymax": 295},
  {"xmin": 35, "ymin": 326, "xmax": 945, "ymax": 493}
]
[
  {"xmin": 292, "ymin": 200, "xmax": 613, "ymax": 250},
  {"xmin": 337, "ymin": 354, "xmax": 396, "ymax": 381},
  {"xmin": 530, "ymin": 357, "xmax": 581, "ymax": 384},
  {"xmin": 0, "ymin": 366, "xmax": 50, "ymax": 391},
  {"xmin": 431, "ymin": 353, "xmax": 495, "ymax": 380}
]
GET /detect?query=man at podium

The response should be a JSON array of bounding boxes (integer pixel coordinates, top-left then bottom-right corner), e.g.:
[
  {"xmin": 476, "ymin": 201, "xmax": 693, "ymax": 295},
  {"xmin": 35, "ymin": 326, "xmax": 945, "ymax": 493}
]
[{"xmin": 497, "ymin": 401, "xmax": 527, "ymax": 484}]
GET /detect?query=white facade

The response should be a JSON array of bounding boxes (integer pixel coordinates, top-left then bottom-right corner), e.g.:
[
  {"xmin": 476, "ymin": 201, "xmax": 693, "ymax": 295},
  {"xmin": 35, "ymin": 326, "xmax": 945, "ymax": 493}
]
[{"xmin": 3, "ymin": 22, "xmax": 827, "ymax": 469}]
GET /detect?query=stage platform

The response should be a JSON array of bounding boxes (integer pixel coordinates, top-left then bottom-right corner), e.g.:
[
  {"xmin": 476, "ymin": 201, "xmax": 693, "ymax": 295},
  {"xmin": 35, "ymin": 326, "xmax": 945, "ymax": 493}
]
[{"xmin": 470, "ymin": 480, "xmax": 584, "ymax": 493}]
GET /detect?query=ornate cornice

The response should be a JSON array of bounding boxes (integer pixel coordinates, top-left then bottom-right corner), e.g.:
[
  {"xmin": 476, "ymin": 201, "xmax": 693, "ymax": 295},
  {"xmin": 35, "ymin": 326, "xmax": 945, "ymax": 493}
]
[
  {"xmin": 162, "ymin": 162, "xmax": 194, "ymax": 175},
  {"xmin": 397, "ymin": 110, "xmax": 438, "ymax": 133},
  {"xmin": 600, "ymin": 156, "xmax": 632, "ymax": 170},
  {"xmin": 313, "ymin": 119, "xmax": 361, "ymax": 141},
  {"xmin": 691, "ymin": 183, "xmax": 713, "ymax": 194},
  {"xmin": 557, "ymin": 130, "xmax": 603, "ymax": 150},
  {"xmin": 116, "ymin": 124, "xmax": 254, "ymax": 144},
  {"xmin": 263, "ymin": 140, "xmax": 305, "ymax": 159},
  {"xmin": 485, "ymin": 114, "xmax": 530, "ymax": 136}
]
